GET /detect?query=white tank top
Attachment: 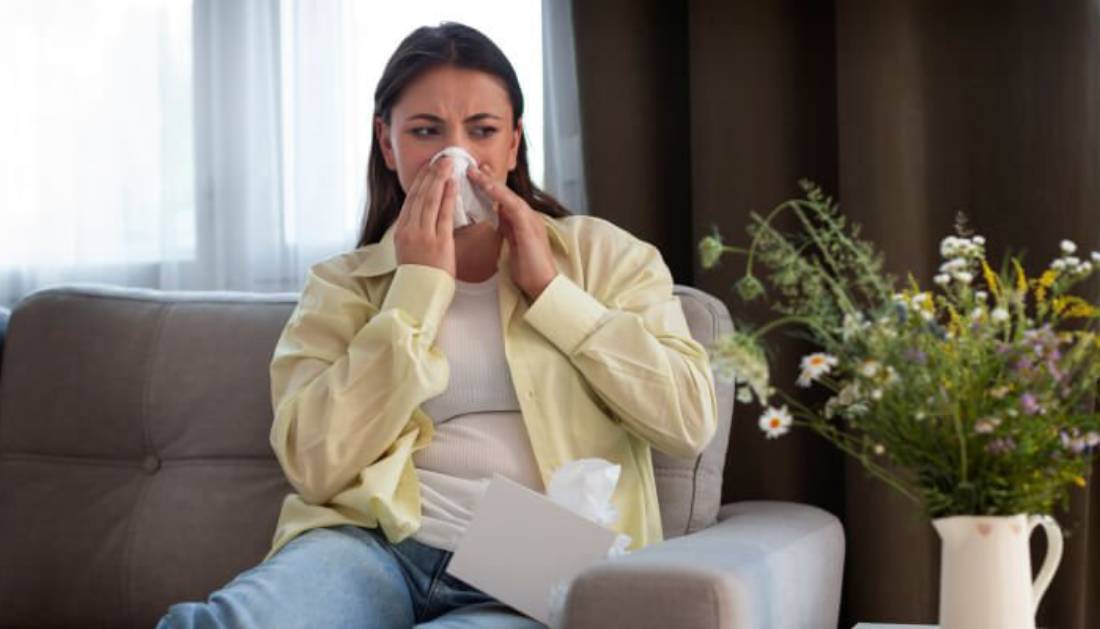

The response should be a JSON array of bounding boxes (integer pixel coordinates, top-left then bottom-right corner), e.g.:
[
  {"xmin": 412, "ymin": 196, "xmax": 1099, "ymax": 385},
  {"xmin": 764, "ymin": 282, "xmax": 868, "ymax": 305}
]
[{"xmin": 412, "ymin": 271, "xmax": 544, "ymax": 551}]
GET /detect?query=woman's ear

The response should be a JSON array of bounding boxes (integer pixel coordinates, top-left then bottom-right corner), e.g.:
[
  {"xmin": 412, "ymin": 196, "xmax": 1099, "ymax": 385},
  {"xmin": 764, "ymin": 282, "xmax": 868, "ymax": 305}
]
[
  {"xmin": 508, "ymin": 118, "xmax": 521, "ymax": 172},
  {"xmin": 375, "ymin": 117, "xmax": 396, "ymax": 171}
]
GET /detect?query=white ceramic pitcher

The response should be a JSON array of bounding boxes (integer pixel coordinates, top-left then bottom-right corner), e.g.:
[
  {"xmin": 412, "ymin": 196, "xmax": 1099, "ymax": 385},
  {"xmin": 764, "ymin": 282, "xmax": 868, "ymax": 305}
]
[{"xmin": 932, "ymin": 514, "xmax": 1063, "ymax": 629}]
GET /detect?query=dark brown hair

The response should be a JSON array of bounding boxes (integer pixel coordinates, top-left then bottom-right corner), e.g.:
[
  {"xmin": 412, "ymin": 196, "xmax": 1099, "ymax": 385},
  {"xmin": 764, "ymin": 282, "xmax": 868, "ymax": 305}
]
[{"xmin": 357, "ymin": 22, "xmax": 573, "ymax": 247}]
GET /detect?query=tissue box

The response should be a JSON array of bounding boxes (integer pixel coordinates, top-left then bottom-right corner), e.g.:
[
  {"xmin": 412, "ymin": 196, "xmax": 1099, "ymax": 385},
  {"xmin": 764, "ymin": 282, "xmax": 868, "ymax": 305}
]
[{"xmin": 445, "ymin": 473, "xmax": 621, "ymax": 624}]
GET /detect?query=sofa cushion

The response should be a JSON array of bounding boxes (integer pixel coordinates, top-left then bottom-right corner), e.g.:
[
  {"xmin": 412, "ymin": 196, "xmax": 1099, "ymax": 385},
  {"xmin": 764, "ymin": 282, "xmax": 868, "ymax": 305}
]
[
  {"xmin": 0, "ymin": 286, "xmax": 294, "ymax": 628},
  {"xmin": 0, "ymin": 281, "xmax": 733, "ymax": 628}
]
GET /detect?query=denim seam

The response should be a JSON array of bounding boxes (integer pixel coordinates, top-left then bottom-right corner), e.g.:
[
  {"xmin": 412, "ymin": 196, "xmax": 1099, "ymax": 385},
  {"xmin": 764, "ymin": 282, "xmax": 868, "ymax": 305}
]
[{"xmin": 418, "ymin": 550, "xmax": 453, "ymax": 620}]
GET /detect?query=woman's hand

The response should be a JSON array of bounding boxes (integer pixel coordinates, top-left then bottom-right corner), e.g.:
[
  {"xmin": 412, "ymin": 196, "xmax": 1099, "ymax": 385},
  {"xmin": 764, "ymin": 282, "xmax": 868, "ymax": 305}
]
[
  {"xmin": 393, "ymin": 156, "xmax": 458, "ymax": 277},
  {"xmin": 466, "ymin": 162, "xmax": 557, "ymax": 301}
]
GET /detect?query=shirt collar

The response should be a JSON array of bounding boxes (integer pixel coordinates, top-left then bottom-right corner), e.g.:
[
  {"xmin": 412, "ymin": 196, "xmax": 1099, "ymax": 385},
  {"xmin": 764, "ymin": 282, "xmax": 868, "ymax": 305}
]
[{"xmin": 350, "ymin": 212, "xmax": 571, "ymax": 278}]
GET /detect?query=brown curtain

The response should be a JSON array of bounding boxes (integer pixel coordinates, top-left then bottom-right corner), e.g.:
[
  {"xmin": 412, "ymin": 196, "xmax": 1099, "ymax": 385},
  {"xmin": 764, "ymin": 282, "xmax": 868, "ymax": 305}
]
[{"xmin": 571, "ymin": 1, "xmax": 1100, "ymax": 627}]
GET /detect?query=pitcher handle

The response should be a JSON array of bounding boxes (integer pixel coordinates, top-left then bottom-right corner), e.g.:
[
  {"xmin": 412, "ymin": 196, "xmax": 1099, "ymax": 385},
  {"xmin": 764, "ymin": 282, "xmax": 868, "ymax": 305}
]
[{"xmin": 1028, "ymin": 514, "xmax": 1063, "ymax": 614}]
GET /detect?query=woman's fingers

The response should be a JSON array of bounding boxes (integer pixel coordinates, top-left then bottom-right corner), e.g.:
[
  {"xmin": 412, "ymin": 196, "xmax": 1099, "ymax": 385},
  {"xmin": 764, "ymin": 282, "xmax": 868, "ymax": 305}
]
[
  {"xmin": 467, "ymin": 162, "xmax": 512, "ymax": 213},
  {"xmin": 437, "ymin": 178, "xmax": 456, "ymax": 235},
  {"xmin": 398, "ymin": 157, "xmax": 437, "ymax": 228},
  {"xmin": 417, "ymin": 156, "xmax": 451, "ymax": 231}
]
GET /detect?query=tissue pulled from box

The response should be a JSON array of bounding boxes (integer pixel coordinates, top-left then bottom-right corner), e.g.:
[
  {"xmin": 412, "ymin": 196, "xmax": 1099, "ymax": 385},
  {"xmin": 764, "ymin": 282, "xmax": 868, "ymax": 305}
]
[
  {"xmin": 545, "ymin": 458, "xmax": 633, "ymax": 629},
  {"xmin": 545, "ymin": 457, "xmax": 633, "ymax": 554},
  {"xmin": 428, "ymin": 146, "xmax": 498, "ymax": 230}
]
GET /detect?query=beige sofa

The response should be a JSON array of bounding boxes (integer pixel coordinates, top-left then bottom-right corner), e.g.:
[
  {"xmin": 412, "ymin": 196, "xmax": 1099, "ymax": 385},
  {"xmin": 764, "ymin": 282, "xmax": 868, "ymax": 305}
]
[{"xmin": 0, "ymin": 283, "xmax": 844, "ymax": 628}]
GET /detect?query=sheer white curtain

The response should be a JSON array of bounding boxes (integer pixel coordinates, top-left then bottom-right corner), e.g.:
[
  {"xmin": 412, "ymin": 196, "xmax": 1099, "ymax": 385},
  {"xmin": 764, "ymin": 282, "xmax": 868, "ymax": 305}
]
[
  {"xmin": 0, "ymin": 0, "xmax": 587, "ymax": 310},
  {"xmin": 0, "ymin": 0, "xmax": 197, "ymax": 306}
]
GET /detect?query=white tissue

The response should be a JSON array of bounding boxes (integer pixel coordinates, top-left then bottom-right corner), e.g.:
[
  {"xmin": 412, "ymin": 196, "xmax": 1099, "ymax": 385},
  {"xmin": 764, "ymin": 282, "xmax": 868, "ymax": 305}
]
[
  {"xmin": 544, "ymin": 458, "xmax": 633, "ymax": 629},
  {"xmin": 428, "ymin": 146, "xmax": 498, "ymax": 230}
]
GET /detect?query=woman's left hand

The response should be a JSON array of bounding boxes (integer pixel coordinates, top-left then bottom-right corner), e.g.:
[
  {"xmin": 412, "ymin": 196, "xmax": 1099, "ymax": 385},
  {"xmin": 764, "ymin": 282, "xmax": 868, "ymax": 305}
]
[{"xmin": 467, "ymin": 162, "xmax": 558, "ymax": 301}]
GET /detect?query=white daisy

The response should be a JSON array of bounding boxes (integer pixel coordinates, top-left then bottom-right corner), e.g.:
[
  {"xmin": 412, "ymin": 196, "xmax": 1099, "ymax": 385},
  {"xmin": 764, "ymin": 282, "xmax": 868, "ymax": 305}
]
[
  {"xmin": 991, "ymin": 307, "xmax": 1010, "ymax": 323},
  {"xmin": 939, "ymin": 236, "xmax": 959, "ymax": 258},
  {"xmin": 758, "ymin": 406, "xmax": 793, "ymax": 439},
  {"xmin": 858, "ymin": 359, "xmax": 881, "ymax": 378},
  {"xmin": 797, "ymin": 352, "xmax": 838, "ymax": 387},
  {"xmin": 974, "ymin": 417, "xmax": 1002, "ymax": 434},
  {"xmin": 1061, "ymin": 239, "xmax": 1077, "ymax": 255}
]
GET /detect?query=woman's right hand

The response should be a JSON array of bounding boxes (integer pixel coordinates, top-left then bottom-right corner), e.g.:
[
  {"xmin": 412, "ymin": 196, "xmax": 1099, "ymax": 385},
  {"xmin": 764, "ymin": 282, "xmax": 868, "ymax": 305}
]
[{"xmin": 393, "ymin": 155, "xmax": 457, "ymax": 277}]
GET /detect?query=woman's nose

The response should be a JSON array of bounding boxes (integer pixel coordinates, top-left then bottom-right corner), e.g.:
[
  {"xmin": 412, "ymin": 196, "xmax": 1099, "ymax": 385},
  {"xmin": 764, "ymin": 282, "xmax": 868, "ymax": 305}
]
[{"xmin": 441, "ymin": 128, "xmax": 472, "ymax": 153}]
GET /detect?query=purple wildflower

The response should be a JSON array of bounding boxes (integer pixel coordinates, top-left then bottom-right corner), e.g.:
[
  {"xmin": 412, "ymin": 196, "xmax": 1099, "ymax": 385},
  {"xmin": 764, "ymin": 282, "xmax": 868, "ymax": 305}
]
[
  {"xmin": 1046, "ymin": 360, "xmax": 1064, "ymax": 382},
  {"xmin": 1020, "ymin": 393, "xmax": 1041, "ymax": 415},
  {"xmin": 986, "ymin": 437, "xmax": 1017, "ymax": 454},
  {"xmin": 904, "ymin": 348, "xmax": 928, "ymax": 365}
]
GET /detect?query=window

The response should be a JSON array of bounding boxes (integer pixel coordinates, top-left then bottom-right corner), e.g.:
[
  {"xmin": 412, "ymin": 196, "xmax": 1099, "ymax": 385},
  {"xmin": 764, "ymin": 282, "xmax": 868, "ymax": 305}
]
[{"xmin": 0, "ymin": 0, "xmax": 195, "ymax": 269}]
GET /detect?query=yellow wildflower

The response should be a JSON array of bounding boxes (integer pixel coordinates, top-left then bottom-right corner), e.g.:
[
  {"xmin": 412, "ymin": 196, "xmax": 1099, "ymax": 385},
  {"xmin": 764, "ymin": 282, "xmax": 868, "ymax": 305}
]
[
  {"xmin": 1035, "ymin": 269, "xmax": 1058, "ymax": 305},
  {"xmin": 1012, "ymin": 259, "xmax": 1028, "ymax": 296},
  {"xmin": 980, "ymin": 259, "xmax": 1001, "ymax": 299},
  {"xmin": 1052, "ymin": 296, "xmax": 1096, "ymax": 319}
]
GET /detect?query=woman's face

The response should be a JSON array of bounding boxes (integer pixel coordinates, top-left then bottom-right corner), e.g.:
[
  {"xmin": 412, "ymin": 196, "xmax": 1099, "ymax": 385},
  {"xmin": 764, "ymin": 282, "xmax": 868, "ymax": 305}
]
[{"xmin": 376, "ymin": 65, "xmax": 521, "ymax": 194}]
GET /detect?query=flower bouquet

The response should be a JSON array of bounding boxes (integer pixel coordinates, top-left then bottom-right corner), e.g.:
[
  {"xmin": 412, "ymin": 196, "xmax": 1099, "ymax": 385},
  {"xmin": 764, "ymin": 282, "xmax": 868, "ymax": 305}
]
[{"xmin": 698, "ymin": 180, "xmax": 1100, "ymax": 629}]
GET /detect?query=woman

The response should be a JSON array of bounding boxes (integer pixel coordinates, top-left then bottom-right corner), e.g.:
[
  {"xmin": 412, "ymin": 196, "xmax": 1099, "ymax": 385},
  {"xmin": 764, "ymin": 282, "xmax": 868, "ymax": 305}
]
[{"xmin": 158, "ymin": 21, "xmax": 718, "ymax": 628}]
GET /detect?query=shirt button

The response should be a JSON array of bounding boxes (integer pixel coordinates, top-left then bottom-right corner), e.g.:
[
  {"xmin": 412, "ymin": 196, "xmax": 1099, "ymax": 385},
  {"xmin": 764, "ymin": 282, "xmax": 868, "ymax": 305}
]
[{"xmin": 526, "ymin": 390, "xmax": 535, "ymax": 399}]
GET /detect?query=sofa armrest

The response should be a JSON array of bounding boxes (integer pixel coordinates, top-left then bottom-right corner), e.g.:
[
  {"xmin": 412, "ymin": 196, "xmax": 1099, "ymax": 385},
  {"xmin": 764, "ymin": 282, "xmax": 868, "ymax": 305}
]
[{"xmin": 561, "ymin": 501, "xmax": 845, "ymax": 629}]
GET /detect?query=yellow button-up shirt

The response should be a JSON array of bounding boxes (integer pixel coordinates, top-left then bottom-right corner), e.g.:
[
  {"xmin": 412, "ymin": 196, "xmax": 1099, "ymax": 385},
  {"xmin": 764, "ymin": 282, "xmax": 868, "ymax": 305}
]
[{"xmin": 264, "ymin": 212, "xmax": 719, "ymax": 562}]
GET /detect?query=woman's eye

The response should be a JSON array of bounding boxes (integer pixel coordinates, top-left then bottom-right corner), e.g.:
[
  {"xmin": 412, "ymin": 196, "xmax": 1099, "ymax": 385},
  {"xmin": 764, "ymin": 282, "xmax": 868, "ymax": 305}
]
[{"xmin": 409, "ymin": 126, "xmax": 497, "ymax": 138}]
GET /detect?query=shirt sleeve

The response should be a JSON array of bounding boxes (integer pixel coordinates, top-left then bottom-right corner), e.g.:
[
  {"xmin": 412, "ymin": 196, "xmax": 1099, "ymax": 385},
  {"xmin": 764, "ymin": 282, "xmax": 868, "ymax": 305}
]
[
  {"xmin": 522, "ymin": 239, "xmax": 719, "ymax": 458},
  {"xmin": 269, "ymin": 262, "xmax": 455, "ymax": 504}
]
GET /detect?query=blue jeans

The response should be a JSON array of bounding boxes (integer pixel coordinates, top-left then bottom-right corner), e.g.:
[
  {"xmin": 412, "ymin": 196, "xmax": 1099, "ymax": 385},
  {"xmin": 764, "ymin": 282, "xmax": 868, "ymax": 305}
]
[{"xmin": 156, "ymin": 524, "xmax": 547, "ymax": 628}]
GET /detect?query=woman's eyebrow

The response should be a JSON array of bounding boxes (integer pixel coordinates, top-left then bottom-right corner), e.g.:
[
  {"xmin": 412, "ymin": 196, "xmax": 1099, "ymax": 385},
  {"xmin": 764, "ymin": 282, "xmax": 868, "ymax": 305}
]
[{"xmin": 408, "ymin": 113, "xmax": 502, "ymax": 123}]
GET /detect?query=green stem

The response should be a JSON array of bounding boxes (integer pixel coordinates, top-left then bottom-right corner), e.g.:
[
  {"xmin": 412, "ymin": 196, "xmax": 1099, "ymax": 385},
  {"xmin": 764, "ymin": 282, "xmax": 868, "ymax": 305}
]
[
  {"xmin": 721, "ymin": 245, "xmax": 751, "ymax": 256},
  {"xmin": 953, "ymin": 400, "xmax": 968, "ymax": 484},
  {"xmin": 776, "ymin": 391, "xmax": 923, "ymax": 506},
  {"xmin": 807, "ymin": 199, "xmax": 894, "ymax": 301},
  {"xmin": 778, "ymin": 395, "xmax": 924, "ymax": 503},
  {"xmin": 744, "ymin": 201, "xmax": 799, "ymax": 278},
  {"xmin": 813, "ymin": 421, "xmax": 924, "ymax": 506},
  {"xmin": 790, "ymin": 203, "xmax": 860, "ymax": 316},
  {"xmin": 749, "ymin": 314, "xmax": 840, "ymax": 347}
]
